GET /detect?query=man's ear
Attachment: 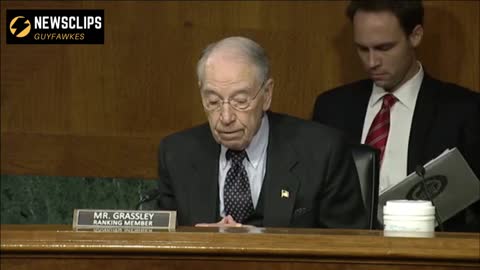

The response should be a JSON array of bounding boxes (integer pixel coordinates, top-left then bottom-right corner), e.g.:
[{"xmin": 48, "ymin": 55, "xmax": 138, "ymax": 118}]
[
  {"xmin": 409, "ymin": 24, "xmax": 424, "ymax": 48},
  {"xmin": 262, "ymin": 78, "xmax": 274, "ymax": 111}
]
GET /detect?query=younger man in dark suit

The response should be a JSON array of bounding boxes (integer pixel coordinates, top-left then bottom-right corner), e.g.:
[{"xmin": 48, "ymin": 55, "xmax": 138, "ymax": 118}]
[
  {"xmin": 313, "ymin": 0, "xmax": 479, "ymax": 232},
  {"xmin": 157, "ymin": 36, "xmax": 368, "ymax": 229}
]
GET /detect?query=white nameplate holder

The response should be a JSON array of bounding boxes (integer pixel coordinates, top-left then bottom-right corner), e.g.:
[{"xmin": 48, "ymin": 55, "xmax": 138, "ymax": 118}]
[{"xmin": 73, "ymin": 209, "xmax": 176, "ymax": 230}]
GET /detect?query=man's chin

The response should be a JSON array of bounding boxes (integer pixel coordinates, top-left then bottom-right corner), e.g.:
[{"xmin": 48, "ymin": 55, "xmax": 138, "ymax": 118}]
[
  {"xmin": 217, "ymin": 138, "xmax": 247, "ymax": 150},
  {"xmin": 213, "ymin": 131, "xmax": 247, "ymax": 150},
  {"xmin": 373, "ymin": 80, "xmax": 392, "ymax": 90},
  {"xmin": 221, "ymin": 141, "xmax": 245, "ymax": 150}
]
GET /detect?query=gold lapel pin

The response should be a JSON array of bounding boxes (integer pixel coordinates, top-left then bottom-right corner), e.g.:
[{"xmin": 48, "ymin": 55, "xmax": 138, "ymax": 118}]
[{"xmin": 281, "ymin": 189, "xmax": 289, "ymax": 198}]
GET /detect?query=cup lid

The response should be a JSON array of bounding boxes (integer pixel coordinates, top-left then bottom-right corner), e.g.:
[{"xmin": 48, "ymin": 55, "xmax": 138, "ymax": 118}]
[{"xmin": 383, "ymin": 200, "xmax": 435, "ymax": 216}]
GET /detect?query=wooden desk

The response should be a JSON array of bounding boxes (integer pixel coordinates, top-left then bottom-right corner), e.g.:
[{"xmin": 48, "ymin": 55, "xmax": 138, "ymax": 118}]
[{"xmin": 1, "ymin": 225, "xmax": 479, "ymax": 269}]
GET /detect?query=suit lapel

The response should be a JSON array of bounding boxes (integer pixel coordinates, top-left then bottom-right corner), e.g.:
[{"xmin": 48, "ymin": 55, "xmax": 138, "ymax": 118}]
[
  {"xmin": 349, "ymin": 81, "xmax": 372, "ymax": 143},
  {"xmin": 408, "ymin": 74, "xmax": 437, "ymax": 174},
  {"xmin": 188, "ymin": 127, "xmax": 220, "ymax": 223},
  {"xmin": 262, "ymin": 113, "xmax": 300, "ymax": 227}
]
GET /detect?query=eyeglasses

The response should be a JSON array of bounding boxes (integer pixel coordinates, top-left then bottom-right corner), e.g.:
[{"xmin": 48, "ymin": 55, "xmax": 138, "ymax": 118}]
[{"xmin": 201, "ymin": 80, "xmax": 266, "ymax": 112}]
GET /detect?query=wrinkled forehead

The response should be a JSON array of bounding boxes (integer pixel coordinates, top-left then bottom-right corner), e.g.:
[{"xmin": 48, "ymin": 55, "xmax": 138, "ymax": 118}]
[{"xmin": 201, "ymin": 52, "xmax": 260, "ymax": 92}]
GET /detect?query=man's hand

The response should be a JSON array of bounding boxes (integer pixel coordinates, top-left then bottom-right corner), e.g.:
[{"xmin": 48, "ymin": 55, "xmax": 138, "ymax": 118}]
[{"xmin": 195, "ymin": 215, "xmax": 246, "ymax": 227}]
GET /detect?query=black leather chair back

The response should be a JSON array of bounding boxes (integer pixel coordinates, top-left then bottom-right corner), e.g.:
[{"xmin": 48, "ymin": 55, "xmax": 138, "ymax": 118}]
[{"xmin": 351, "ymin": 144, "xmax": 380, "ymax": 229}]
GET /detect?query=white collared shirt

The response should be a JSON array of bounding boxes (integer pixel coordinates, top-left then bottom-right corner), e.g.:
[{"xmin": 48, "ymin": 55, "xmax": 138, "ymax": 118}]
[
  {"xmin": 218, "ymin": 114, "xmax": 269, "ymax": 217},
  {"xmin": 361, "ymin": 63, "xmax": 424, "ymax": 193}
]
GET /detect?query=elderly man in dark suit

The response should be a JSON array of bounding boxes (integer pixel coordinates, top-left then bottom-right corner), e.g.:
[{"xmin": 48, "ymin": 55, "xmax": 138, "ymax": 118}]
[
  {"xmin": 157, "ymin": 36, "xmax": 368, "ymax": 228},
  {"xmin": 313, "ymin": 0, "xmax": 480, "ymax": 232}
]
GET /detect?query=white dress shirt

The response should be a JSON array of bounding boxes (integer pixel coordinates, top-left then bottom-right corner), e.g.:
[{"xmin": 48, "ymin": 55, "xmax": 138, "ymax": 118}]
[
  {"xmin": 218, "ymin": 114, "xmax": 269, "ymax": 217},
  {"xmin": 361, "ymin": 63, "xmax": 424, "ymax": 193}
]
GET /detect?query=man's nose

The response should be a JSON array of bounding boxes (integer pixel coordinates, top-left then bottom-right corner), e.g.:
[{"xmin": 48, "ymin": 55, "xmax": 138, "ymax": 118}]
[
  {"xmin": 367, "ymin": 51, "xmax": 381, "ymax": 69},
  {"xmin": 219, "ymin": 102, "xmax": 236, "ymax": 124}
]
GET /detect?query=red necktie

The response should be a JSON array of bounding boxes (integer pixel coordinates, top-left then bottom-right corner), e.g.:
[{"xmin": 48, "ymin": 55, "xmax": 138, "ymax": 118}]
[{"xmin": 365, "ymin": 94, "xmax": 397, "ymax": 163}]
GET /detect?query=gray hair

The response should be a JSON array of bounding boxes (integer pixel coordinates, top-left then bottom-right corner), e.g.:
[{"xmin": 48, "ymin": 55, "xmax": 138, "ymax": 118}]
[{"xmin": 196, "ymin": 36, "xmax": 270, "ymax": 87}]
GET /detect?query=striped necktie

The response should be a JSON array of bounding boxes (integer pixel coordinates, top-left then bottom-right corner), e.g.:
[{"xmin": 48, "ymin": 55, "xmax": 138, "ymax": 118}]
[{"xmin": 365, "ymin": 94, "xmax": 398, "ymax": 163}]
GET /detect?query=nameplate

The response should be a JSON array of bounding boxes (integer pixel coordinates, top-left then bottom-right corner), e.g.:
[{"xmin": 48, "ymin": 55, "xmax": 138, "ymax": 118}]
[
  {"xmin": 73, "ymin": 209, "xmax": 176, "ymax": 230},
  {"xmin": 76, "ymin": 228, "xmax": 169, "ymax": 233}
]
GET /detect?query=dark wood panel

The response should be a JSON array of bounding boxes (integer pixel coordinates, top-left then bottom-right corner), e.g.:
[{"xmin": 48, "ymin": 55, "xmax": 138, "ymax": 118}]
[
  {"xmin": 2, "ymin": 257, "xmax": 478, "ymax": 270},
  {"xmin": 1, "ymin": 225, "xmax": 479, "ymax": 270},
  {"xmin": 1, "ymin": 1, "xmax": 478, "ymax": 178}
]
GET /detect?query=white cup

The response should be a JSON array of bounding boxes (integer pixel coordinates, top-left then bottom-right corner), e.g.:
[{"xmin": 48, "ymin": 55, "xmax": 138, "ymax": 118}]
[{"xmin": 383, "ymin": 200, "xmax": 435, "ymax": 237}]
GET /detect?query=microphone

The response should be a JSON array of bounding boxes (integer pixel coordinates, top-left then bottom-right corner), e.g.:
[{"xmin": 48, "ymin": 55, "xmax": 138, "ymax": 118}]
[
  {"xmin": 415, "ymin": 165, "xmax": 444, "ymax": 231},
  {"xmin": 135, "ymin": 188, "xmax": 161, "ymax": 210}
]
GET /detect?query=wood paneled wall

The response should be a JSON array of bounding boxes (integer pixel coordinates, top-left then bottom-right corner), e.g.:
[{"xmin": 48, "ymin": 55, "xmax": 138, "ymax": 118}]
[{"xmin": 1, "ymin": 1, "xmax": 479, "ymax": 179}]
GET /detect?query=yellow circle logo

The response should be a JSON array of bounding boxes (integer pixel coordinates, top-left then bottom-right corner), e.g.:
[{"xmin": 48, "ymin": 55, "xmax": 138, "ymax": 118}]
[{"xmin": 9, "ymin": 16, "xmax": 31, "ymax": 38}]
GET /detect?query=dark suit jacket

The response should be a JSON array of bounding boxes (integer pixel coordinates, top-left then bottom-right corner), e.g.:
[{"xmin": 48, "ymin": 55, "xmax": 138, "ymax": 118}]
[
  {"xmin": 157, "ymin": 112, "xmax": 368, "ymax": 229},
  {"xmin": 312, "ymin": 74, "xmax": 480, "ymax": 232}
]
